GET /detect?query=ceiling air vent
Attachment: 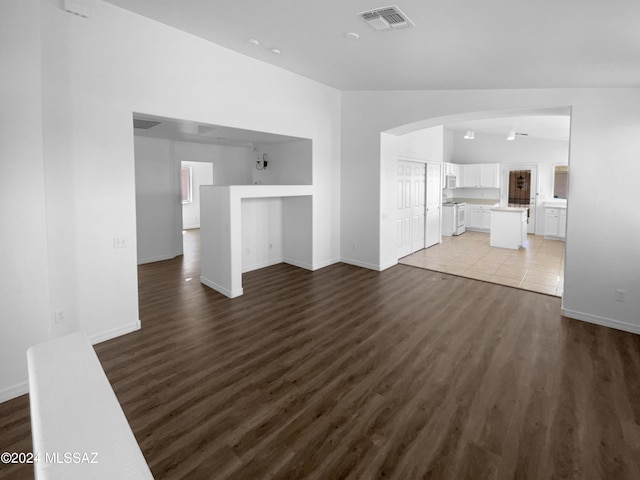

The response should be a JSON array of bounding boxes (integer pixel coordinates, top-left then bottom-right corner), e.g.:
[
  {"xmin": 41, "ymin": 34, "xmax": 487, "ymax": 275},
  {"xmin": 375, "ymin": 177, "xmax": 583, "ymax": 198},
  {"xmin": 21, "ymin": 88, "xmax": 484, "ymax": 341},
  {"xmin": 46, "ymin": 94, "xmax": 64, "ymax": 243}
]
[
  {"xmin": 357, "ymin": 5, "xmax": 414, "ymax": 31},
  {"xmin": 133, "ymin": 119, "xmax": 162, "ymax": 130}
]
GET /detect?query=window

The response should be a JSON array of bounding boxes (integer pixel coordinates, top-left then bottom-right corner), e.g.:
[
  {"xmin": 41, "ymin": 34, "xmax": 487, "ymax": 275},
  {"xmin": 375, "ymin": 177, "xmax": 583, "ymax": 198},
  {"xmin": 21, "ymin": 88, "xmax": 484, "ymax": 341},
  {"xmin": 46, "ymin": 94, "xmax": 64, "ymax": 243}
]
[
  {"xmin": 181, "ymin": 166, "xmax": 192, "ymax": 204},
  {"xmin": 553, "ymin": 165, "xmax": 568, "ymax": 199}
]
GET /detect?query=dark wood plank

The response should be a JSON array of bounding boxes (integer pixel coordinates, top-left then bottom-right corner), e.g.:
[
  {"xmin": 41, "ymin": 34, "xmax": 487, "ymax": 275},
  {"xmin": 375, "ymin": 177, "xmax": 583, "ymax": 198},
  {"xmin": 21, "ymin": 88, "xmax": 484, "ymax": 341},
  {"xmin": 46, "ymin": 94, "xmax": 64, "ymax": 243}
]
[{"xmin": 2, "ymin": 230, "xmax": 640, "ymax": 479}]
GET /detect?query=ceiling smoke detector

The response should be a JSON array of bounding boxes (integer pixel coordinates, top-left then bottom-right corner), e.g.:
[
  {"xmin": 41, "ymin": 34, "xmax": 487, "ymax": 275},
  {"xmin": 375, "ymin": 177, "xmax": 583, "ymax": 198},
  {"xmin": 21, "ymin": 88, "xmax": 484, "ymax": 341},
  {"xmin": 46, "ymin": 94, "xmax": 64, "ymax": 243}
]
[{"xmin": 357, "ymin": 5, "xmax": 414, "ymax": 31}]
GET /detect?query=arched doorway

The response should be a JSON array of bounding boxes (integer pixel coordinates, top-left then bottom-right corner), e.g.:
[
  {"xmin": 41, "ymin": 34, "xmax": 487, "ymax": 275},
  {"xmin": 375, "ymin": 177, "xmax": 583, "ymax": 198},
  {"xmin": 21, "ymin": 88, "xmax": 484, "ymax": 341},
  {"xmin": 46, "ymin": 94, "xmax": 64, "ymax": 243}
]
[{"xmin": 385, "ymin": 107, "xmax": 570, "ymax": 297}]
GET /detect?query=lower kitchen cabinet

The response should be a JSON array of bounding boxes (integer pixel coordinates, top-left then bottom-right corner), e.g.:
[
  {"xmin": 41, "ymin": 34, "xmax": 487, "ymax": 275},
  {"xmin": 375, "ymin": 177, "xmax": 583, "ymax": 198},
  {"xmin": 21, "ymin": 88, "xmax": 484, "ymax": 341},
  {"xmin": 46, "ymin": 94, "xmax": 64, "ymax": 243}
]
[
  {"xmin": 467, "ymin": 204, "xmax": 495, "ymax": 232},
  {"xmin": 544, "ymin": 206, "xmax": 567, "ymax": 239},
  {"xmin": 490, "ymin": 208, "xmax": 528, "ymax": 249}
]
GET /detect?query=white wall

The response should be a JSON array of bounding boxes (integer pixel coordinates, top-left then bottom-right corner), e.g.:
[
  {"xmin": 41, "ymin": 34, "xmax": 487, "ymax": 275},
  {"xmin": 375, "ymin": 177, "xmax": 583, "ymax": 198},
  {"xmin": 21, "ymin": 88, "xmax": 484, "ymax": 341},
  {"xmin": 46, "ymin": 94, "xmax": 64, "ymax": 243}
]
[
  {"xmin": 283, "ymin": 196, "xmax": 314, "ymax": 269},
  {"xmin": 134, "ymin": 135, "xmax": 295, "ymax": 267},
  {"xmin": 174, "ymin": 140, "xmax": 253, "ymax": 186},
  {"xmin": 343, "ymin": 126, "xmax": 445, "ymax": 269},
  {"xmin": 392, "ymin": 125, "xmax": 444, "ymax": 161},
  {"xmin": 135, "ymin": 137, "xmax": 183, "ymax": 264},
  {"xmin": 253, "ymin": 140, "xmax": 312, "ymax": 185},
  {"xmin": 182, "ymin": 161, "xmax": 213, "ymax": 229},
  {"xmin": 341, "ymin": 88, "xmax": 640, "ymax": 334},
  {"xmin": 241, "ymin": 198, "xmax": 284, "ymax": 272},
  {"xmin": 200, "ymin": 185, "xmax": 313, "ymax": 298},
  {"xmin": 0, "ymin": 0, "xmax": 52, "ymax": 401},
  {"xmin": 447, "ymin": 130, "xmax": 570, "ymax": 234},
  {"xmin": 135, "ymin": 137, "xmax": 251, "ymax": 263},
  {"xmin": 0, "ymin": 0, "xmax": 341, "ymax": 401},
  {"xmin": 443, "ymin": 128, "xmax": 455, "ymax": 164}
]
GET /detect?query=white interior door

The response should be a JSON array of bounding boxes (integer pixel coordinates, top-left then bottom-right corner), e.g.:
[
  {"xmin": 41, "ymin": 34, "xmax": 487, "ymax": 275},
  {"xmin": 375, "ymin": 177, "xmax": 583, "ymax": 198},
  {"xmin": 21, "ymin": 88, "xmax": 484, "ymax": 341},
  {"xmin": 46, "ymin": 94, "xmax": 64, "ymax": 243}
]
[
  {"xmin": 397, "ymin": 162, "xmax": 412, "ymax": 258},
  {"xmin": 396, "ymin": 160, "xmax": 426, "ymax": 258},
  {"xmin": 412, "ymin": 163, "xmax": 426, "ymax": 252},
  {"xmin": 425, "ymin": 162, "xmax": 441, "ymax": 247}
]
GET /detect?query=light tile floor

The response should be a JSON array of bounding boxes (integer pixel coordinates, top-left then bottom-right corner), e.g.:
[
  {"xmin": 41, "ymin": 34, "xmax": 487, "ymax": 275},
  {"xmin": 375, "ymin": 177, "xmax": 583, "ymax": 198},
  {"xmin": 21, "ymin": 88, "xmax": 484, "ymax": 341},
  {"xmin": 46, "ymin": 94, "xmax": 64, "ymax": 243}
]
[{"xmin": 399, "ymin": 231, "xmax": 565, "ymax": 296}]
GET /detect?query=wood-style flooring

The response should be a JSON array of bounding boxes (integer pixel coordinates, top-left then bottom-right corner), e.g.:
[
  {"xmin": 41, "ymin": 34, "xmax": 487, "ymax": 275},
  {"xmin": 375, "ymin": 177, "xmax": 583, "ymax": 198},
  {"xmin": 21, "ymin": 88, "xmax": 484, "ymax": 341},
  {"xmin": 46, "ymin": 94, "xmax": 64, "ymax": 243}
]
[{"xmin": 2, "ymin": 230, "xmax": 640, "ymax": 479}]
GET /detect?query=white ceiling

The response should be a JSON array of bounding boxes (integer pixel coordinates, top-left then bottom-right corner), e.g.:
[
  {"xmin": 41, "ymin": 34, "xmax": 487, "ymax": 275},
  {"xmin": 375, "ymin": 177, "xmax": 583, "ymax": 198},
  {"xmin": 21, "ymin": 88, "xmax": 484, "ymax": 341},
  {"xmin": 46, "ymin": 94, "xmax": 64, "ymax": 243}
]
[
  {"xmin": 103, "ymin": 0, "xmax": 640, "ymax": 91},
  {"xmin": 133, "ymin": 114, "xmax": 306, "ymax": 147},
  {"xmin": 133, "ymin": 112, "xmax": 570, "ymax": 146}
]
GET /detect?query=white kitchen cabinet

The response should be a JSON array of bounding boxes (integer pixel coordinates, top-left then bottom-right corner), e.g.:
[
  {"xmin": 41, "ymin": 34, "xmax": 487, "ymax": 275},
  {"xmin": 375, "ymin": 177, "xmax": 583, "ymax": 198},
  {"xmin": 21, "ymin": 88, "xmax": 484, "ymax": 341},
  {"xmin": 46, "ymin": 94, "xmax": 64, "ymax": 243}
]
[
  {"xmin": 481, "ymin": 209, "xmax": 492, "ymax": 230},
  {"xmin": 460, "ymin": 163, "xmax": 500, "ymax": 188},
  {"xmin": 544, "ymin": 206, "xmax": 567, "ymax": 240},
  {"xmin": 480, "ymin": 164, "xmax": 500, "ymax": 188},
  {"xmin": 466, "ymin": 204, "xmax": 494, "ymax": 232},
  {"xmin": 469, "ymin": 207, "xmax": 482, "ymax": 229},
  {"xmin": 450, "ymin": 163, "xmax": 460, "ymax": 179},
  {"xmin": 490, "ymin": 208, "xmax": 528, "ymax": 249},
  {"xmin": 442, "ymin": 163, "xmax": 460, "ymax": 188},
  {"xmin": 461, "ymin": 164, "xmax": 480, "ymax": 187}
]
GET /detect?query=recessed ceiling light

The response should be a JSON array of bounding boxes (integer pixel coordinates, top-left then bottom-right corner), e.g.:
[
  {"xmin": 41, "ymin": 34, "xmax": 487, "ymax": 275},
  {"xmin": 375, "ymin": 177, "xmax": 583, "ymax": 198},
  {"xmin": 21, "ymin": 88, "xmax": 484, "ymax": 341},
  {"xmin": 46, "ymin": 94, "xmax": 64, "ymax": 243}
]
[
  {"xmin": 344, "ymin": 32, "xmax": 360, "ymax": 40},
  {"xmin": 247, "ymin": 38, "xmax": 260, "ymax": 46},
  {"xmin": 270, "ymin": 48, "xmax": 281, "ymax": 55}
]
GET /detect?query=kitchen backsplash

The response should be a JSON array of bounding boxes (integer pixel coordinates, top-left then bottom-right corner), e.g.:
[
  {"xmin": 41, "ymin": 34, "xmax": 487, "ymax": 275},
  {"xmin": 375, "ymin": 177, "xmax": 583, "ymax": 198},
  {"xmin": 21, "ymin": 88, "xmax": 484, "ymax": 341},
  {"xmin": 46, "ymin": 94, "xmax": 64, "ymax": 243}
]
[{"xmin": 443, "ymin": 187, "xmax": 500, "ymax": 201}]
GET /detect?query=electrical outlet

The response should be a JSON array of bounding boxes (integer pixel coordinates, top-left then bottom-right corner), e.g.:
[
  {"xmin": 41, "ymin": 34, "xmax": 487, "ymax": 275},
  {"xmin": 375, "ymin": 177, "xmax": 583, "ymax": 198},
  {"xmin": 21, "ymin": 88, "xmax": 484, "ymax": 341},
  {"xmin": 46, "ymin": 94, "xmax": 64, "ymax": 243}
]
[
  {"xmin": 352, "ymin": 242, "xmax": 357, "ymax": 250},
  {"xmin": 54, "ymin": 310, "xmax": 66, "ymax": 324},
  {"xmin": 615, "ymin": 289, "xmax": 626, "ymax": 302},
  {"xmin": 113, "ymin": 236, "xmax": 127, "ymax": 249}
]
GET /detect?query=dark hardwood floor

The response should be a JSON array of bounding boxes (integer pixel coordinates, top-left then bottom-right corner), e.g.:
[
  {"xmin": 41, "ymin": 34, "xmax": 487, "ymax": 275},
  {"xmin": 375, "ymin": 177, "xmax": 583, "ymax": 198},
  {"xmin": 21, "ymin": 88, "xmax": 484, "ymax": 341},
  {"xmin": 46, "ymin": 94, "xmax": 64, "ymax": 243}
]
[{"xmin": 2, "ymin": 230, "xmax": 640, "ymax": 479}]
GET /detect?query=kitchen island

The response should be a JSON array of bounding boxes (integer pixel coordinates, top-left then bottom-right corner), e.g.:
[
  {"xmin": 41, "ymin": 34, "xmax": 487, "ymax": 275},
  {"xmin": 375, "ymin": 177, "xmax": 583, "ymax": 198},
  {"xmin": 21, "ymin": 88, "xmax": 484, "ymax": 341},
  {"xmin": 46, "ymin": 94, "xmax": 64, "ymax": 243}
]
[{"xmin": 490, "ymin": 207, "xmax": 528, "ymax": 249}]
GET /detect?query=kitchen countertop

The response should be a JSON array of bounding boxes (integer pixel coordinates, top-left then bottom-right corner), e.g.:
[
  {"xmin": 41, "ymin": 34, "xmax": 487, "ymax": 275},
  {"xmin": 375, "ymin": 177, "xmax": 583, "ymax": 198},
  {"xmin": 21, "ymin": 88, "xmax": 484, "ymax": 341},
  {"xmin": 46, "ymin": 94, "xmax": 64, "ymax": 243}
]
[
  {"xmin": 491, "ymin": 207, "xmax": 527, "ymax": 213},
  {"xmin": 451, "ymin": 198, "xmax": 499, "ymax": 206}
]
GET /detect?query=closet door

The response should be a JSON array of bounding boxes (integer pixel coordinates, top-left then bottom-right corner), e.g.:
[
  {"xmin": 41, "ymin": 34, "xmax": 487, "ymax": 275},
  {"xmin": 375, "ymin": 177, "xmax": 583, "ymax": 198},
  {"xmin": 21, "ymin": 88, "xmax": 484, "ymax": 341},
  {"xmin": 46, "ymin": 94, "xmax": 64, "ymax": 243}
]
[
  {"xmin": 397, "ymin": 160, "xmax": 429, "ymax": 258},
  {"xmin": 425, "ymin": 162, "xmax": 441, "ymax": 248}
]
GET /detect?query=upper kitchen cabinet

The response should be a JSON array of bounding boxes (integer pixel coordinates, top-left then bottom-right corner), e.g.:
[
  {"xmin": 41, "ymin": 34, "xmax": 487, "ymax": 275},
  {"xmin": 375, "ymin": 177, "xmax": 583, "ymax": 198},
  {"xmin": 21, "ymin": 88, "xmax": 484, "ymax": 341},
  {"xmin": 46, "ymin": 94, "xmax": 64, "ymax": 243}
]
[
  {"xmin": 442, "ymin": 162, "xmax": 460, "ymax": 188},
  {"xmin": 461, "ymin": 164, "xmax": 479, "ymax": 187},
  {"xmin": 460, "ymin": 163, "xmax": 500, "ymax": 188},
  {"xmin": 480, "ymin": 164, "xmax": 500, "ymax": 188},
  {"xmin": 443, "ymin": 162, "xmax": 460, "ymax": 178}
]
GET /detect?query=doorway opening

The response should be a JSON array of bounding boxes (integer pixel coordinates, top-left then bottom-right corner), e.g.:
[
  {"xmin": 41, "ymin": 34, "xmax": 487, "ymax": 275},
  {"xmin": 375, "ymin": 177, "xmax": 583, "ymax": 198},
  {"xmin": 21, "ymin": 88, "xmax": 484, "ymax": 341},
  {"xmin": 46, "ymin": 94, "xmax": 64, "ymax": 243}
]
[
  {"xmin": 502, "ymin": 164, "xmax": 538, "ymax": 234},
  {"xmin": 388, "ymin": 107, "xmax": 570, "ymax": 297}
]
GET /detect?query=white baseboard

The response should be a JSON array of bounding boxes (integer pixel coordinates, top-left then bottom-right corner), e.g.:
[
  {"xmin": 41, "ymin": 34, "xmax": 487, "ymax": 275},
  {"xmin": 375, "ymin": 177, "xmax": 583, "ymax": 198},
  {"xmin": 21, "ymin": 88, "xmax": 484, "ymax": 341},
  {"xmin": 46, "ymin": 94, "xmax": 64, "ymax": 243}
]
[
  {"xmin": 89, "ymin": 320, "xmax": 142, "ymax": 345},
  {"xmin": 137, "ymin": 251, "xmax": 182, "ymax": 265},
  {"xmin": 283, "ymin": 258, "xmax": 314, "ymax": 271},
  {"xmin": 340, "ymin": 257, "xmax": 397, "ymax": 272},
  {"xmin": 200, "ymin": 275, "xmax": 243, "ymax": 298},
  {"xmin": 562, "ymin": 308, "xmax": 640, "ymax": 335},
  {"xmin": 310, "ymin": 258, "xmax": 341, "ymax": 271},
  {"xmin": 0, "ymin": 321, "xmax": 142, "ymax": 404},
  {"xmin": 379, "ymin": 259, "xmax": 399, "ymax": 271},
  {"xmin": 0, "ymin": 380, "xmax": 28, "ymax": 403},
  {"xmin": 242, "ymin": 258, "xmax": 283, "ymax": 273}
]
